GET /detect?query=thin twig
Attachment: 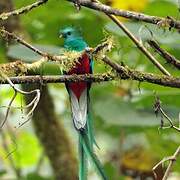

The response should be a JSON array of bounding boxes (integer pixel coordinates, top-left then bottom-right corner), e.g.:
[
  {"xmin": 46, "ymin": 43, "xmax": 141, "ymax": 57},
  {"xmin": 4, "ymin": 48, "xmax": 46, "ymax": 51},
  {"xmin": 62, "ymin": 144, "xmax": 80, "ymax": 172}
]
[
  {"xmin": 0, "ymin": 128, "xmax": 21, "ymax": 178},
  {"xmin": 0, "ymin": 0, "xmax": 48, "ymax": 20},
  {"xmin": 0, "ymin": 29, "xmax": 59, "ymax": 62},
  {"xmin": 68, "ymin": 0, "xmax": 180, "ymax": 30},
  {"xmin": 0, "ymin": 74, "xmax": 40, "ymax": 128},
  {"xmin": 154, "ymin": 96, "xmax": 180, "ymax": 132},
  {"xmin": 148, "ymin": 40, "xmax": 180, "ymax": 70},
  {"xmin": 0, "ymin": 91, "xmax": 17, "ymax": 128},
  {"xmin": 160, "ymin": 108, "xmax": 180, "ymax": 132},
  {"xmin": 104, "ymin": 14, "xmax": 171, "ymax": 76},
  {"xmin": 153, "ymin": 146, "xmax": 180, "ymax": 180},
  {"xmin": 163, "ymin": 146, "xmax": 180, "ymax": 180}
]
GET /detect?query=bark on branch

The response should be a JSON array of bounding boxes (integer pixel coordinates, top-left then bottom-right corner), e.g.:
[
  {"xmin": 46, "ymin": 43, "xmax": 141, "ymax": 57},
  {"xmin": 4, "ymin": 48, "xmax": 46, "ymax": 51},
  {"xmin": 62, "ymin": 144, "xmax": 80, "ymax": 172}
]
[
  {"xmin": 104, "ymin": 14, "xmax": 171, "ymax": 76},
  {"xmin": 153, "ymin": 146, "xmax": 180, "ymax": 180},
  {"xmin": 148, "ymin": 40, "xmax": 180, "ymax": 70},
  {"xmin": 1, "ymin": 71, "xmax": 180, "ymax": 88},
  {"xmin": 0, "ymin": 29, "xmax": 113, "ymax": 73},
  {"xmin": 0, "ymin": 0, "xmax": 179, "ymax": 30},
  {"xmin": 0, "ymin": 0, "xmax": 48, "ymax": 21},
  {"xmin": 68, "ymin": 0, "xmax": 180, "ymax": 30}
]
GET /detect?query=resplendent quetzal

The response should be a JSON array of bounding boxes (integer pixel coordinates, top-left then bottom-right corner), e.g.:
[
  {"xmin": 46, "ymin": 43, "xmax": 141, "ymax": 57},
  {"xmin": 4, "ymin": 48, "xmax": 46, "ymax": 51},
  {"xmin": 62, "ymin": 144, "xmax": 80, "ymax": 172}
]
[{"xmin": 59, "ymin": 27, "xmax": 107, "ymax": 180}]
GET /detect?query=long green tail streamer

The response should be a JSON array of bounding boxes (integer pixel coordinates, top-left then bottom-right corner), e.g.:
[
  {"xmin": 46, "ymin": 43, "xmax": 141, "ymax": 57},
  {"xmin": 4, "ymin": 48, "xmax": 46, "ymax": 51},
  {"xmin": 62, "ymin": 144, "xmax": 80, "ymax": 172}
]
[
  {"xmin": 79, "ymin": 134, "xmax": 87, "ymax": 180},
  {"xmin": 79, "ymin": 130, "xmax": 108, "ymax": 180}
]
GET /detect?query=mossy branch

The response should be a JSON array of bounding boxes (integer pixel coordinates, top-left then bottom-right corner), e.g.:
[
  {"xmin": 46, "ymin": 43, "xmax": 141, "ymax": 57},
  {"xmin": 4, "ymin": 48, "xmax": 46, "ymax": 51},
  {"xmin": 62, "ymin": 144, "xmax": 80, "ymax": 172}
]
[
  {"xmin": 0, "ymin": 28, "xmax": 114, "ymax": 76},
  {"xmin": 148, "ymin": 40, "xmax": 180, "ymax": 70},
  {"xmin": 0, "ymin": 29, "xmax": 179, "ymax": 89},
  {"xmin": 1, "ymin": 67, "xmax": 180, "ymax": 88},
  {"xmin": 0, "ymin": 30, "xmax": 180, "ymax": 88},
  {"xmin": 0, "ymin": 0, "xmax": 48, "ymax": 20}
]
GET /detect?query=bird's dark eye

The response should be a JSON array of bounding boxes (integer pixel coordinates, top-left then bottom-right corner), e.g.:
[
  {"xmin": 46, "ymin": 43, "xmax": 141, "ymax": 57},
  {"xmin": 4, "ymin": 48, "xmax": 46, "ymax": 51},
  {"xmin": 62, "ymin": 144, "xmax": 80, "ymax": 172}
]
[{"xmin": 67, "ymin": 31, "xmax": 71, "ymax": 35}]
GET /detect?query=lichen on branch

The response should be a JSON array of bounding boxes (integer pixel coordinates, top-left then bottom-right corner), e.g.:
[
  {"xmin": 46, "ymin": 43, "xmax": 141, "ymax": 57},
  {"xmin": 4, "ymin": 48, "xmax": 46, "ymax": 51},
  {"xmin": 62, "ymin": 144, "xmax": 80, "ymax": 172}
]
[
  {"xmin": 0, "ymin": 0, "xmax": 48, "ymax": 20},
  {"xmin": 0, "ymin": 33, "xmax": 114, "ymax": 78},
  {"xmin": 0, "ymin": 61, "xmax": 27, "ymax": 77}
]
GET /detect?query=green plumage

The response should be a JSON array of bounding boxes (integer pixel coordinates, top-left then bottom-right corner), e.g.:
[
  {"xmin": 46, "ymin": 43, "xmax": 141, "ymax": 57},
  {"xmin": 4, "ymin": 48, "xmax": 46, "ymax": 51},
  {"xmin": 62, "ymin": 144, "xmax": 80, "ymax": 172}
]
[
  {"xmin": 79, "ymin": 122, "xmax": 107, "ymax": 180},
  {"xmin": 79, "ymin": 133, "xmax": 88, "ymax": 180}
]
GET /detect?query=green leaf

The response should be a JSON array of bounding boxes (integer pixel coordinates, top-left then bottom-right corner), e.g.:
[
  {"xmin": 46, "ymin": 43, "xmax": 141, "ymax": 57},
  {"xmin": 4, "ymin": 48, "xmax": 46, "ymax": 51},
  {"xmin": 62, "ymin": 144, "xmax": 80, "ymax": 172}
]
[
  {"xmin": 0, "ymin": 170, "xmax": 6, "ymax": 177},
  {"xmin": 25, "ymin": 172, "xmax": 53, "ymax": 180},
  {"xmin": 104, "ymin": 162, "xmax": 123, "ymax": 180},
  {"xmin": 10, "ymin": 131, "xmax": 42, "ymax": 168}
]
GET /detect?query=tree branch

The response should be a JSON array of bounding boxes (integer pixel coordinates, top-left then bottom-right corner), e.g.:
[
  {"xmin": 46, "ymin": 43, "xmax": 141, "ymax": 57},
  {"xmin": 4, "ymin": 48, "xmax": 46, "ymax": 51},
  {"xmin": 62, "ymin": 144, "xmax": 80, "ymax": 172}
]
[
  {"xmin": 160, "ymin": 107, "xmax": 180, "ymax": 132},
  {"xmin": 104, "ymin": 14, "xmax": 171, "ymax": 76},
  {"xmin": 68, "ymin": 0, "xmax": 180, "ymax": 30},
  {"xmin": 148, "ymin": 40, "xmax": 180, "ymax": 70},
  {"xmin": 0, "ymin": 28, "xmax": 113, "ymax": 71},
  {"xmin": 0, "ymin": 0, "xmax": 48, "ymax": 21},
  {"xmin": 102, "ymin": 56, "xmax": 180, "ymax": 88},
  {"xmin": 0, "ymin": 69, "xmax": 180, "ymax": 88},
  {"xmin": 162, "ymin": 146, "xmax": 180, "ymax": 180},
  {"xmin": 0, "ymin": 129, "xmax": 21, "ymax": 178},
  {"xmin": 154, "ymin": 96, "xmax": 180, "ymax": 133},
  {"xmin": 0, "ymin": 74, "xmax": 114, "ymax": 84},
  {"xmin": 0, "ymin": 29, "xmax": 64, "ymax": 62},
  {"xmin": 153, "ymin": 146, "xmax": 180, "ymax": 180}
]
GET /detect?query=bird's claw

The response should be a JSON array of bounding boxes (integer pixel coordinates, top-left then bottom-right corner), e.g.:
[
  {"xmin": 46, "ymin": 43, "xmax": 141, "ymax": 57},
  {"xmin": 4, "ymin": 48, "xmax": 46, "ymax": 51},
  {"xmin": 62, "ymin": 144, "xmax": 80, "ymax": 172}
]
[{"xmin": 74, "ymin": 0, "xmax": 81, "ymax": 11}]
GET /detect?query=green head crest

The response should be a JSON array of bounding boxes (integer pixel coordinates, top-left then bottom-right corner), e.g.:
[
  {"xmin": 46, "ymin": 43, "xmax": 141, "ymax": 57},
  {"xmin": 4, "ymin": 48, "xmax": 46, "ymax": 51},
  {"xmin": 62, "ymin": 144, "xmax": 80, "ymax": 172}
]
[{"xmin": 59, "ymin": 26, "xmax": 82, "ymax": 39}]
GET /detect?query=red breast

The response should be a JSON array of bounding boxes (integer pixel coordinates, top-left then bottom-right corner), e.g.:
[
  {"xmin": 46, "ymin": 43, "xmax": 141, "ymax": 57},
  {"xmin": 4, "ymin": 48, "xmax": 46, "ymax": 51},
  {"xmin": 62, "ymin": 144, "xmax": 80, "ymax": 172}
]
[{"xmin": 67, "ymin": 53, "xmax": 91, "ymax": 99}]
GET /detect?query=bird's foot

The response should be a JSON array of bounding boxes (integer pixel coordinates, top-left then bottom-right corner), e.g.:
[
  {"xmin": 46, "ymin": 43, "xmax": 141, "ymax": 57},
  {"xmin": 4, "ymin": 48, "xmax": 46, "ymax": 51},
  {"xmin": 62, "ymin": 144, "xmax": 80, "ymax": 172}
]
[{"xmin": 74, "ymin": 0, "xmax": 81, "ymax": 11}]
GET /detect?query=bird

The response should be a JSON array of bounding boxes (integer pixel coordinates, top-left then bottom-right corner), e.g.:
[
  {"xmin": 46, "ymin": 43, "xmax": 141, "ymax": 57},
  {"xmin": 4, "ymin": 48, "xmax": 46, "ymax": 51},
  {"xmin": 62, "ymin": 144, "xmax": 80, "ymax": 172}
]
[{"xmin": 59, "ymin": 26, "xmax": 107, "ymax": 180}]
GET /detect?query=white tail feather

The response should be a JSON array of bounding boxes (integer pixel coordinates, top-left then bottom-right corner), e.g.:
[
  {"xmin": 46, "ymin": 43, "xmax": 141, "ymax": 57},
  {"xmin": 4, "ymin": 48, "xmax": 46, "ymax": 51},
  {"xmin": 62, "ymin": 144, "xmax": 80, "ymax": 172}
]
[{"xmin": 70, "ymin": 89, "xmax": 87, "ymax": 130}]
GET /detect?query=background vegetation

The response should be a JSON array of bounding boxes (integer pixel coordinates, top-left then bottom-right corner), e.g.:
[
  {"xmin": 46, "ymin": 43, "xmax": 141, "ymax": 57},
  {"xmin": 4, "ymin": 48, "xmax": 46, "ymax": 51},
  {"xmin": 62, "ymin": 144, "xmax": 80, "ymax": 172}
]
[{"xmin": 0, "ymin": 0, "xmax": 179, "ymax": 179}]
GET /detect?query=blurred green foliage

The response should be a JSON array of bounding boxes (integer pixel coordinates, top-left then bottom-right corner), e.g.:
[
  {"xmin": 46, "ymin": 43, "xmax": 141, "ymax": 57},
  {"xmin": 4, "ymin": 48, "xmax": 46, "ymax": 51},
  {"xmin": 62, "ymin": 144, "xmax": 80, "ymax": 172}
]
[{"xmin": 0, "ymin": 0, "xmax": 179, "ymax": 179}]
